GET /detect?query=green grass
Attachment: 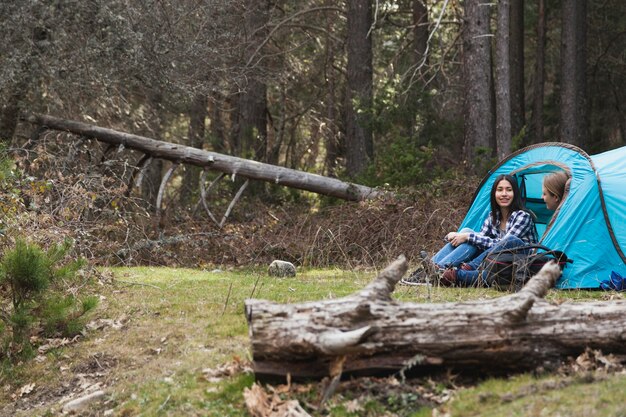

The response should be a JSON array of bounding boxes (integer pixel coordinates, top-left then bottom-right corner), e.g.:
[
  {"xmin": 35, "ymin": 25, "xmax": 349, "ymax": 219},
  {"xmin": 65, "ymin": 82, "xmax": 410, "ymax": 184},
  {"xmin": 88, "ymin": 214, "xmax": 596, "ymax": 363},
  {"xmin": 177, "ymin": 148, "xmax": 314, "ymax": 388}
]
[
  {"xmin": 450, "ymin": 372, "xmax": 626, "ymax": 417},
  {"xmin": 1, "ymin": 266, "xmax": 624, "ymax": 416}
]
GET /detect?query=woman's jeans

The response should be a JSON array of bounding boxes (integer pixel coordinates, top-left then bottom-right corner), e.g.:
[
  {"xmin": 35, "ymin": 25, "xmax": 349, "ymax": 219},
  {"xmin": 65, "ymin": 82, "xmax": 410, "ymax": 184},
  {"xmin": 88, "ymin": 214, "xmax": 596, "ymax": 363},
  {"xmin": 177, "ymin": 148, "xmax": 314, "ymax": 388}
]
[
  {"xmin": 456, "ymin": 235, "xmax": 529, "ymax": 287},
  {"xmin": 432, "ymin": 228, "xmax": 479, "ymax": 269}
]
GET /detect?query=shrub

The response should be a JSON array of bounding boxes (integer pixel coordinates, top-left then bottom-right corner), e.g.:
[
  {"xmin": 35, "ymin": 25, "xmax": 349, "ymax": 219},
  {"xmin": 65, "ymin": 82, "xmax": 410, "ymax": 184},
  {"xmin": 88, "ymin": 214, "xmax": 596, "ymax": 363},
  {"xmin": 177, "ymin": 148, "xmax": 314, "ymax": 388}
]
[{"xmin": 0, "ymin": 238, "xmax": 96, "ymax": 360}]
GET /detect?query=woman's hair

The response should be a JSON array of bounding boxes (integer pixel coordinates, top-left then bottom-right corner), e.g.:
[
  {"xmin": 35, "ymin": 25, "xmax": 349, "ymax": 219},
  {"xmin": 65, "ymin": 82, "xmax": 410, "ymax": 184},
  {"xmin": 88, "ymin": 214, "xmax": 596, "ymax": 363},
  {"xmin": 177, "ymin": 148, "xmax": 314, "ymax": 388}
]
[
  {"xmin": 489, "ymin": 174, "xmax": 525, "ymax": 223},
  {"xmin": 543, "ymin": 171, "xmax": 569, "ymax": 201}
]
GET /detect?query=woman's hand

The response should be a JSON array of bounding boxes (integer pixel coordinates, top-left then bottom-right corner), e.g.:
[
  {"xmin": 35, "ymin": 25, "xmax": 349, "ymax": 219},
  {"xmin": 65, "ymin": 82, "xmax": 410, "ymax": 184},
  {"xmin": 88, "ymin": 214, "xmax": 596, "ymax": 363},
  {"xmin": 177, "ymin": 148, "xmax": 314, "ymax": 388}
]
[{"xmin": 446, "ymin": 232, "xmax": 470, "ymax": 247}]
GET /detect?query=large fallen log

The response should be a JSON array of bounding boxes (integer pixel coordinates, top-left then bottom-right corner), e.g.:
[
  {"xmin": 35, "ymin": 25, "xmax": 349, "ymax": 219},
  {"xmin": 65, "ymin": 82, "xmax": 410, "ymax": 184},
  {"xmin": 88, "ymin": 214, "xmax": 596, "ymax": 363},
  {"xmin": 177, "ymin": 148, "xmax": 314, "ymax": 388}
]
[
  {"xmin": 24, "ymin": 114, "xmax": 380, "ymax": 202},
  {"xmin": 245, "ymin": 257, "xmax": 626, "ymax": 380}
]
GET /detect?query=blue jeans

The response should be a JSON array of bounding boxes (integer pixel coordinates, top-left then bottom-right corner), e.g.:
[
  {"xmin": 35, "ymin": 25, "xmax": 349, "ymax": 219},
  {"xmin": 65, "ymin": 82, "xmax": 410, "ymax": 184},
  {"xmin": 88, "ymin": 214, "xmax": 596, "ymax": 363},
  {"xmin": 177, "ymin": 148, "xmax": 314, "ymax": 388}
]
[
  {"xmin": 456, "ymin": 235, "xmax": 528, "ymax": 287},
  {"xmin": 432, "ymin": 228, "xmax": 479, "ymax": 269}
]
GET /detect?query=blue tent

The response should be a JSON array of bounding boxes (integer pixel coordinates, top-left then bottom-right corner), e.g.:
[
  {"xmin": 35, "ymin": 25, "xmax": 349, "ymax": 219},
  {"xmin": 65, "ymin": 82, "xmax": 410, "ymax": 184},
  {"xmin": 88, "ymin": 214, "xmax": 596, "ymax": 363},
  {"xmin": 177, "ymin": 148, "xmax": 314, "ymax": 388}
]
[{"xmin": 460, "ymin": 142, "xmax": 626, "ymax": 289}]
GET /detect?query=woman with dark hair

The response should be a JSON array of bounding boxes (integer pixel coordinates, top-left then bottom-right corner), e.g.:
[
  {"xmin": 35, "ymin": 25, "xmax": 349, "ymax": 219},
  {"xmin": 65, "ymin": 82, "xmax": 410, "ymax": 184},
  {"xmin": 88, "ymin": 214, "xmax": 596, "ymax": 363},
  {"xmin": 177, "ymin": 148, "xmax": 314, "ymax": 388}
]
[{"xmin": 402, "ymin": 174, "xmax": 538, "ymax": 286}]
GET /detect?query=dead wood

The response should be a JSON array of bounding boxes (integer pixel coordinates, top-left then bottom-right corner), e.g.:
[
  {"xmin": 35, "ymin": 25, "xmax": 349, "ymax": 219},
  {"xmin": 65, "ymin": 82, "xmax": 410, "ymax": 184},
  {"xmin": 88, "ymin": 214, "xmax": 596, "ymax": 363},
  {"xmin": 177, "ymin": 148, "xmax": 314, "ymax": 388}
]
[
  {"xmin": 245, "ymin": 256, "xmax": 626, "ymax": 380},
  {"xmin": 25, "ymin": 114, "xmax": 380, "ymax": 202}
]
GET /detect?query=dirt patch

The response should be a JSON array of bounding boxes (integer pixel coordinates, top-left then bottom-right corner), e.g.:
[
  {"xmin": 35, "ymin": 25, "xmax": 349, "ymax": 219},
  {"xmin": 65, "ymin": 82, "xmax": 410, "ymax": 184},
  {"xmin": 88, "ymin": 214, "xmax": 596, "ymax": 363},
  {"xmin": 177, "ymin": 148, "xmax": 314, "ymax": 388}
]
[
  {"xmin": 71, "ymin": 352, "xmax": 119, "ymax": 374},
  {"xmin": 1, "ymin": 352, "xmax": 119, "ymax": 417}
]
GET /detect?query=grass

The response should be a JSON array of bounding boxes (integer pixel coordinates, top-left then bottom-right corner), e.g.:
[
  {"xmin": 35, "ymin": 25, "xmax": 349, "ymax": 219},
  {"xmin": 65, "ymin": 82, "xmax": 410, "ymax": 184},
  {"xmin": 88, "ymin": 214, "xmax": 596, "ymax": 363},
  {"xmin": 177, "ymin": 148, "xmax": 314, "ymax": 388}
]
[
  {"xmin": 451, "ymin": 372, "xmax": 626, "ymax": 417},
  {"xmin": 0, "ymin": 266, "xmax": 625, "ymax": 416}
]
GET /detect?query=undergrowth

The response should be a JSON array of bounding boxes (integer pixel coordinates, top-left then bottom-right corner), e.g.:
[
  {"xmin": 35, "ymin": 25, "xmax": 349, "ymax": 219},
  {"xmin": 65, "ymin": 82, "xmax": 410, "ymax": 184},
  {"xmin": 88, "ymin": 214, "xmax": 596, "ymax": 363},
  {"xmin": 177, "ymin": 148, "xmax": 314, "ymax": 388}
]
[{"xmin": 0, "ymin": 238, "xmax": 97, "ymax": 363}]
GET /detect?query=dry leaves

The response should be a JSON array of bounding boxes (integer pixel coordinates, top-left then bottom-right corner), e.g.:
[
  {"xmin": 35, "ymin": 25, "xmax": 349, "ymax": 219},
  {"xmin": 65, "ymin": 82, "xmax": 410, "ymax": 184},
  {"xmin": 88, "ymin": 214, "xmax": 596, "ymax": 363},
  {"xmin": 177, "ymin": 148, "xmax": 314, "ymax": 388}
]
[
  {"xmin": 201, "ymin": 356, "xmax": 252, "ymax": 383},
  {"xmin": 16, "ymin": 383, "xmax": 36, "ymax": 398},
  {"xmin": 573, "ymin": 347, "xmax": 624, "ymax": 373},
  {"xmin": 244, "ymin": 383, "xmax": 311, "ymax": 417},
  {"xmin": 85, "ymin": 316, "xmax": 128, "ymax": 331}
]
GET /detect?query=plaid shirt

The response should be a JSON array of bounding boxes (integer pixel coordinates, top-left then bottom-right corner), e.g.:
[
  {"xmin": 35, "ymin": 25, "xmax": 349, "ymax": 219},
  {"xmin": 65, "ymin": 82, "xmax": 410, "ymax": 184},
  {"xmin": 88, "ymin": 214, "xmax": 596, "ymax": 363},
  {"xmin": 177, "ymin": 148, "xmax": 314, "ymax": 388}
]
[{"xmin": 468, "ymin": 210, "xmax": 537, "ymax": 250}]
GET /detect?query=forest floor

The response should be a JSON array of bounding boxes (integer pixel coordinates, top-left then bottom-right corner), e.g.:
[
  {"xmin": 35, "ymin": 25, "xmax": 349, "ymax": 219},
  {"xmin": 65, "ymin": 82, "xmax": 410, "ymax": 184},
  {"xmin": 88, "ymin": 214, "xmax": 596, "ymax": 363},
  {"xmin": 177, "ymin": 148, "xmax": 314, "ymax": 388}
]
[
  {"xmin": 2, "ymin": 175, "xmax": 626, "ymax": 416},
  {"xmin": 1, "ymin": 265, "xmax": 625, "ymax": 417}
]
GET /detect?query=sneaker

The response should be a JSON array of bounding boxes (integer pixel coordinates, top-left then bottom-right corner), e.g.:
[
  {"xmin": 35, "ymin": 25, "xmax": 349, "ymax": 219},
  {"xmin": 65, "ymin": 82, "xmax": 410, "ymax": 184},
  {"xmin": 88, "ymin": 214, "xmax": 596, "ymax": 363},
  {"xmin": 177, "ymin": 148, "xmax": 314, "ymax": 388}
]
[
  {"xmin": 399, "ymin": 267, "xmax": 428, "ymax": 286},
  {"xmin": 439, "ymin": 268, "xmax": 457, "ymax": 287}
]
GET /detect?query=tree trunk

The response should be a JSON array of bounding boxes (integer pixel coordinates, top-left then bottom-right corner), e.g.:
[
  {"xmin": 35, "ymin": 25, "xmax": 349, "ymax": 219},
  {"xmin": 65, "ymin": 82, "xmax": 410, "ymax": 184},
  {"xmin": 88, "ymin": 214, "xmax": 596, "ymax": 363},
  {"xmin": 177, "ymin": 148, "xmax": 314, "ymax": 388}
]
[
  {"xmin": 345, "ymin": 0, "xmax": 374, "ymax": 178},
  {"xmin": 266, "ymin": 83, "xmax": 286, "ymax": 166},
  {"xmin": 0, "ymin": 84, "xmax": 24, "ymax": 144},
  {"xmin": 25, "ymin": 114, "xmax": 380, "ymax": 202},
  {"xmin": 413, "ymin": 0, "xmax": 429, "ymax": 70},
  {"xmin": 0, "ymin": 25, "xmax": 47, "ymax": 143},
  {"xmin": 245, "ymin": 256, "xmax": 626, "ymax": 380},
  {"xmin": 324, "ymin": 0, "xmax": 339, "ymax": 178},
  {"xmin": 180, "ymin": 95, "xmax": 207, "ymax": 206},
  {"xmin": 530, "ymin": 0, "xmax": 546, "ymax": 144},
  {"xmin": 560, "ymin": 0, "xmax": 588, "ymax": 147},
  {"xmin": 208, "ymin": 93, "xmax": 227, "ymax": 154},
  {"xmin": 462, "ymin": 0, "xmax": 495, "ymax": 163},
  {"xmin": 140, "ymin": 95, "xmax": 165, "ymax": 212},
  {"xmin": 495, "ymin": 0, "xmax": 512, "ymax": 160},
  {"xmin": 234, "ymin": 0, "xmax": 269, "ymax": 161},
  {"xmin": 509, "ymin": 0, "xmax": 525, "ymax": 143}
]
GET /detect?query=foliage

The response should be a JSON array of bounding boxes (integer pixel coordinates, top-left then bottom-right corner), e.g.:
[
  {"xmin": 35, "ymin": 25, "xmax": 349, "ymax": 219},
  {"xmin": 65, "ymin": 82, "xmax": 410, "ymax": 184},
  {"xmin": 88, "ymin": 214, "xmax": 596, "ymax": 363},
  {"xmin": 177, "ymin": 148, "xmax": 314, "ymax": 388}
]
[
  {"xmin": 0, "ymin": 238, "xmax": 95, "ymax": 360},
  {"xmin": 363, "ymin": 137, "xmax": 437, "ymax": 187}
]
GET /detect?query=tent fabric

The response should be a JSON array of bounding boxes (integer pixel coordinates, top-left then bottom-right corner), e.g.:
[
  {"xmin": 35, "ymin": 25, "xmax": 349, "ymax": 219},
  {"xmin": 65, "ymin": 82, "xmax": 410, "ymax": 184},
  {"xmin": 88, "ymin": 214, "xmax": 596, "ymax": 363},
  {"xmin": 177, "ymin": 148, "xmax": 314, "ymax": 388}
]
[{"xmin": 459, "ymin": 142, "xmax": 626, "ymax": 289}]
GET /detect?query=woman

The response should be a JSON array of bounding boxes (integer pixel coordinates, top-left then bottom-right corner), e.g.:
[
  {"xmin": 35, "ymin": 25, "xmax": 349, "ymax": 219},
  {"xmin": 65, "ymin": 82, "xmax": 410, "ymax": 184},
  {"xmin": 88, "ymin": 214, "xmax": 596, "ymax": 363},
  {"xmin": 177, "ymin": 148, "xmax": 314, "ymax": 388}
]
[
  {"xmin": 435, "ymin": 174, "xmax": 538, "ymax": 286},
  {"xmin": 448, "ymin": 171, "xmax": 569, "ymax": 287},
  {"xmin": 542, "ymin": 171, "xmax": 569, "ymax": 211}
]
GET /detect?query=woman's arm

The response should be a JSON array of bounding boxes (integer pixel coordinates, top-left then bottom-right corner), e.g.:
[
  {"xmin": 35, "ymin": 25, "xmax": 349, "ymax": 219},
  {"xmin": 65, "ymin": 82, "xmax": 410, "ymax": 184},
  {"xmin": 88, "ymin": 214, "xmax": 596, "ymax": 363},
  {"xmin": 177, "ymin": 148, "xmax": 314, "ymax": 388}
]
[{"xmin": 467, "ymin": 215, "xmax": 500, "ymax": 250}]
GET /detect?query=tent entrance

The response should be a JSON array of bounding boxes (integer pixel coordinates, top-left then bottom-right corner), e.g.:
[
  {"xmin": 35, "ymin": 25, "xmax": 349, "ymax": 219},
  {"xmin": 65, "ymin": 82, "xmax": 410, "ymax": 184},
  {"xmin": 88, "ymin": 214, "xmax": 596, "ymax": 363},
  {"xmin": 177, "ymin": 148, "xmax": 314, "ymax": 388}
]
[{"xmin": 511, "ymin": 163, "xmax": 570, "ymax": 238}]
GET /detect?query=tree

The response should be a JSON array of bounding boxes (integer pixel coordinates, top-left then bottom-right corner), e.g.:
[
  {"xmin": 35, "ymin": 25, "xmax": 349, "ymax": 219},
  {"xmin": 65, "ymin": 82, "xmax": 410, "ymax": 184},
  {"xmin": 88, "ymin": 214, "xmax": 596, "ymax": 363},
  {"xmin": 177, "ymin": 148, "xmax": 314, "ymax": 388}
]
[
  {"xmin": 530, "ymin": 0, "xmax": 547, "ymax": 144},
  {"xmin": 495, "ymin": 0, "xmax": 512, "ymax": 159},
  {"xmin": 559, "ymin": 0, "xmax": 588, "ymax": 147},
  {"xmin": 413, "ymin": 0, "xmax": 429, "ymax": 71},
  {"xmin": 345, "ymin": 0, "xmax": 374, "ymax": 178},
  {"xmin": 323, "ymin": 0, "xmax": 341, "ymax": 177},
  {"xmin": 180, "ymin": 95, "xmax": 208, "ymax": 206},
  {"xmin": 233, "ymin": 0, "xmax": 270, "ymax": 161},
  {"xmin": 462, "ymin": 0, "xmax": 495, "ymax": 164},
  {"xmin": 509, "ymin": 0, "xmax": 525, "ymax": 144}
]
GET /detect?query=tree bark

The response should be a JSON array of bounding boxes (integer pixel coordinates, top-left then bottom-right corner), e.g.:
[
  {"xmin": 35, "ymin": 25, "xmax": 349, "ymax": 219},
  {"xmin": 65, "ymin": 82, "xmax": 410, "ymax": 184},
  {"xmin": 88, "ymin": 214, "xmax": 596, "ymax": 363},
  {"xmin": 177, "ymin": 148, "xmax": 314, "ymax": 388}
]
[
  {"xmin": 509, "ymin": 0, "xmax": 525, "ymax": 143},
  {"xmin": 462, "ymin": 0, "xmax": 495, "ymax": 163},
  {"xmin": 0, "ymin": 24, "xmax": 48, "ymax": 144},
  {"xmin": 180, "ymin": 95, "xmax": 207, "ymax": 206},
  {"xmin": 495, "ymin": 0, "xmax": 512, "ymax": 160},
  {"xmin": 140, "ymin": 94, "xmax": 165, "ymax": 212},
  {"xmin": 413, "ymin": 0, "xmax": 429, "ymax": 70},
  {"xmin": 324, "ymin": 0, "xmax": 339, "ymax": 178},
  {"xmin": 234, "ymin": 0, "xmax": 269, "ymax": 161},
  {"xmin": 560, "ymin": 0, "xmax": 588, "ymax": 147},
  {"xmin": 245, "ymin": 256, "xmax": 626, "ymax": 380},
  {"xmin": 530, "ymin": 0, "xmax": 546, "ymax": 144},
  {"xmin": 345, "ymin": 0, "xmax": 374, "ymax": 178},
  {"xmin": 25, "ymin": 114, "xmax": 380, "ymax": 202},
  {"xmin": 209, "ymin": 93, "xmax": 227, "ymax": 154}
]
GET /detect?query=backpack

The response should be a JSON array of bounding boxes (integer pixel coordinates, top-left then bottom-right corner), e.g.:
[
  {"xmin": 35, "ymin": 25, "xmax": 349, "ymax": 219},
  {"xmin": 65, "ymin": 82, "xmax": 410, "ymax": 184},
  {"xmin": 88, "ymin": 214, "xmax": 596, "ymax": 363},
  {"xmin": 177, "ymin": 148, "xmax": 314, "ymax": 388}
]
[{"xmin": 480, "ymin": 244, "xmax": 572, "ymax": 291}]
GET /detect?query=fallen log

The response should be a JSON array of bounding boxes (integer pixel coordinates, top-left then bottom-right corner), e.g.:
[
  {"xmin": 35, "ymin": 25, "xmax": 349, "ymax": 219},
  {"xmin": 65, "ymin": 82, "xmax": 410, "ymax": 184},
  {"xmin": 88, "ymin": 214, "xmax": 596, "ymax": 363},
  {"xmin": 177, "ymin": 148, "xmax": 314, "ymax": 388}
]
[
  {"xmin": 245, "ymin": 256, "xmax": 626, "ymax": 380},
  {"xmin": 24, "ymin": 114, "xmax": 380, "ymax": 202}
]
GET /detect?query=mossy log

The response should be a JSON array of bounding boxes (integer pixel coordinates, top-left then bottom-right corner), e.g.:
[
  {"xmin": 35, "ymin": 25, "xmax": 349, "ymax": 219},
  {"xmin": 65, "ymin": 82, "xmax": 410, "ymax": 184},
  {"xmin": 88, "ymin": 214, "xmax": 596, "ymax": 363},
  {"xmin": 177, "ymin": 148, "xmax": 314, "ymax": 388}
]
[{"xmin": 245, "ymin": 256, "xmax": 626, "ymax": 380}]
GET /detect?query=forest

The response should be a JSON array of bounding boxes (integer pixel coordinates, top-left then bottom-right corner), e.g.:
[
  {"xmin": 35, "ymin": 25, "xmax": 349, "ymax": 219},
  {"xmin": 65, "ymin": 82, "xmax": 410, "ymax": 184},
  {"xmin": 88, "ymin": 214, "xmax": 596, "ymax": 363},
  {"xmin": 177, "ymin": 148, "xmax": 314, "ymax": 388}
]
[
  {"xmin": 0, "ymin": 0, "xmax": 623, "ymax": 267},
  {"xmin": 0, "ymin": 1, "xmax": 625, "ymax": 416}
]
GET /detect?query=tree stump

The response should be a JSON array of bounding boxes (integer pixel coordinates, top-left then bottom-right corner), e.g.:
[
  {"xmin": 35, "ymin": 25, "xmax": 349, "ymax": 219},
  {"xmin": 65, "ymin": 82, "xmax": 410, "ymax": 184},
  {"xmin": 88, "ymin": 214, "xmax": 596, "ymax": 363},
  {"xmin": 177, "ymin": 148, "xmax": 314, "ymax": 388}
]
[{"xmin": 245, "ymin": 256, "xmax": 626, "ymax": 380}]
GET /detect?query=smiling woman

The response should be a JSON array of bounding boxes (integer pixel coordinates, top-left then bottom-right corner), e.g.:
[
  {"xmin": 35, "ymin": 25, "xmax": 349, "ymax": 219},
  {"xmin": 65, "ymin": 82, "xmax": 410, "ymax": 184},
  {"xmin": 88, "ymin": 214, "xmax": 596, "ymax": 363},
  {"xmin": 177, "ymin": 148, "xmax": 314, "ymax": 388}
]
[
  {"xmin": 401, "ymin": 174, "xmax": 538, "ymax": 287},
  {"xmin": 542, "ymin": 171, "xmax": 569, "ymax": 211}
]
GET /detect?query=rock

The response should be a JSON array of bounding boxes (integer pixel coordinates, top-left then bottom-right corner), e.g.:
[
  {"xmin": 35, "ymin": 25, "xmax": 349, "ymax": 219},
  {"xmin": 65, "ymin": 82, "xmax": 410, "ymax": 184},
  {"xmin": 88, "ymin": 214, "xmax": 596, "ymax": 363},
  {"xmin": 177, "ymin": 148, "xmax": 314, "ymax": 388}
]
[{"xmin": 268, "ymin": 260, "xmax": 296, "ymax": 277}]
